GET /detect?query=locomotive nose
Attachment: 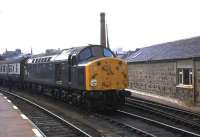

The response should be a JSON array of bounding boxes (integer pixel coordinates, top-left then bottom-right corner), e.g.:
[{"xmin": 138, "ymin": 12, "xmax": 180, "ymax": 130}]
[{"xmin": 85, "ymin": 57, "xmax": 128, "ymax": 91}]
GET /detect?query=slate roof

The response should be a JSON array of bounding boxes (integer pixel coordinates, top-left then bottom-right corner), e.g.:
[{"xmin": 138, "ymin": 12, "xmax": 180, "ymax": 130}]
[{"xmin": 126, "ymin": 36, "xmax": 200, "ymax": 63}]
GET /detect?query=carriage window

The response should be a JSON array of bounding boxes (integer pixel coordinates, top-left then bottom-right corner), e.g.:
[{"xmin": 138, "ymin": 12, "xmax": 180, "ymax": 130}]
[
  {"xmin": 79, "ymin": 48, "xmax": 91, "ymax": 61},
  {"xmin": 9, "ymin": 65, "xmax": 12, "ymax": 72},
  {"xmin": 16, "ymin": 64, "xmax": 18, "ymax": 72},
  {"xmin": 3, "ymin": 66, "xmax": 5, "ymax": 72},
  {"xmin": 103, "ymin": 48, "xmax": 113, "ymax": 57}
]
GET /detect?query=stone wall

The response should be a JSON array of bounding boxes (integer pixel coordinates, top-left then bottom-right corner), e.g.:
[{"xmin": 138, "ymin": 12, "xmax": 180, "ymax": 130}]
[
  {"xmin": 176, "ymin": 87, "xmax": 194, "ymax": 104},
  {"xmin": 128, "ymin": 61, "xmax": 195, "ymax": 103},
  {"xmin": 176, "ymin": 59, "xmax": 194, "ymax": 104}
]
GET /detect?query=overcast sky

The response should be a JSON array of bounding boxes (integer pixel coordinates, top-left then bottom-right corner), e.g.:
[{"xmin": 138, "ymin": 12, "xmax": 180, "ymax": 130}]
[{"xmin": 0, "ymin": 0, "xmax": 200, "ymax": 54}]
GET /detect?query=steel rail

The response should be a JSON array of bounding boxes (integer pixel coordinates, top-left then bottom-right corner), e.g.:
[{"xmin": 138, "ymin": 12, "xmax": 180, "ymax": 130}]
[
  {"xmin": 127, "ymin": 96, "xmax": 200, "ymax": 117},
  {"xmin": 0, "ymin": 89, "xmax": 93, "ymax": 137},
  {"xmin": 118, "ymin": 110, "xmax": 200, "ymax": 137},
  {"xmin": 94, "ymin": 113, "xmax": 157, "ymax": 137},
  {"xmin": 126, "ymin": 100, "xmax": 200, "ymax": 130}
]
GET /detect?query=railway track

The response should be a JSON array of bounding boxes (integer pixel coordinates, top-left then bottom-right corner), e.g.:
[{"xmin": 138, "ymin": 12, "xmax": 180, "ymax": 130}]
[
  {"xmin": 127, "ymin": 96, "xmax": 200, "ymax": 125},
  {"xmin": 117, "ymin": 110, "xmax": 200, "ymax": 137},
  {"xmin": 123, "ymin": 96, "xmax": 200, "ymax": 136},
  {"xmin": 2, "ymin": 86, "xmax": 200, "ymax": 137},
  {"xmin": 94, "ymin": 112, "xmax": 157, "ymax": 137},
  {"xmin": 95, "ymin": 108, "xmax": 200, "ymax": 137},
  {"xmin": 0, "ymin": 89, "xmax": 94, "ymax": 137}
]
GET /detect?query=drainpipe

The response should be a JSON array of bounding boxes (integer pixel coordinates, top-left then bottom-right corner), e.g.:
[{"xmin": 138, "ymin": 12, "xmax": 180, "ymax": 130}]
[{"xmin": 193, "ymin": 58, "xmax": 196, "ymax": 104}]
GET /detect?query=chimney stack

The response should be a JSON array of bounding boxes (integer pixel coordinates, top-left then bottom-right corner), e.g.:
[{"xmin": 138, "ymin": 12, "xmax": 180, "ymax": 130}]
[{"xmin": 100, "ymin": 12, "xmax": 106, "ymax": 47}]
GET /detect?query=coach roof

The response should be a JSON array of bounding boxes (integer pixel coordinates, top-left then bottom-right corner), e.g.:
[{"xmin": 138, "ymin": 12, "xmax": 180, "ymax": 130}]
[
  {"xmin": 0, "ymin": 56, "xmax": 27, "ymax": 64},
  {"xmin": 126, "ymin": 36, "xmax": 200, "ymax": 63}
]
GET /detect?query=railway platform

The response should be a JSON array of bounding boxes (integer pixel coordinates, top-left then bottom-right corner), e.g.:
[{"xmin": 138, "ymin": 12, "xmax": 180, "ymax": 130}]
[
  {"xmin": 127, "ymin": 89, "xmax": 200, "ymax": 114},
  {"xmin": 0, "ymin": 93, "xmax": 42, "ymax": 137}
]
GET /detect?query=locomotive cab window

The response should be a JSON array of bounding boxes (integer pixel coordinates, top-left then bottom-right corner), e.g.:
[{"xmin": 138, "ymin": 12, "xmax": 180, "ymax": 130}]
[
  {"xmin": 91, "ymin": 46, "xmax": 103, "ymax": 57},
  {"xmin": 103, "ymin": 48, "xmax": 113, "ymax": 57},
  {"xmin": 79, "ymin": 46, "xmax": 114, "ymax": 63},
  {"xmin": 79, "ymin": 48, "xmax": 91, "ymax": 62}
]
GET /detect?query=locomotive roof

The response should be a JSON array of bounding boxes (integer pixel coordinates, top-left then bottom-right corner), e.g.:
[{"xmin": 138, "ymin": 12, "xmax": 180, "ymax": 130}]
[{"xmin": 27, "ymin": 45, "xmax": 105, "ymax": 63}]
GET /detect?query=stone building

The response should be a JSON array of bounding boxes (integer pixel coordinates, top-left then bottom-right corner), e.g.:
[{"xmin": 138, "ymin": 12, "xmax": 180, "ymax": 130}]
[{"xmin": 125, "ymin": 36, "xmax": 200, "ymax": 105}]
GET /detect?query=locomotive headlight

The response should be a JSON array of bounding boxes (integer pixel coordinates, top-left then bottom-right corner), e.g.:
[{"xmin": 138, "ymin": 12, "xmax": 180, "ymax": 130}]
[{"xmin": 90, "ymin": 79, "xmax": 97, "ymax": 87}]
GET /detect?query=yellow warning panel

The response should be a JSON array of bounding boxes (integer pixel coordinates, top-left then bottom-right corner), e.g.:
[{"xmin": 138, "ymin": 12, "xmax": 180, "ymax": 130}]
[{"xmin": 85, "ymin": 57, "xmax": 128, "ymax": 91}]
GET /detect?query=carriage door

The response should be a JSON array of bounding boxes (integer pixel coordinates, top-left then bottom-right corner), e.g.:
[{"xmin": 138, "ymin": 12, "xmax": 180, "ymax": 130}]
[
  {"xmin": 55, "ymin": 63, "xmax": 63, "ymax": 85},
  {"xmin": 68, "ymin": 55, "xmax": 72, "ymax": 84},
  {"xmin": 68, "ymin": 55, "xmax": 77, "ymax": 86}
]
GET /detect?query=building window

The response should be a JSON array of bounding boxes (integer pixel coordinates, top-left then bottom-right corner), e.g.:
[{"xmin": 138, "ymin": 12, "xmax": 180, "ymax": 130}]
[{"xmin": 178, "ymin": 68, "xmax": 192, "ymax": 85}]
